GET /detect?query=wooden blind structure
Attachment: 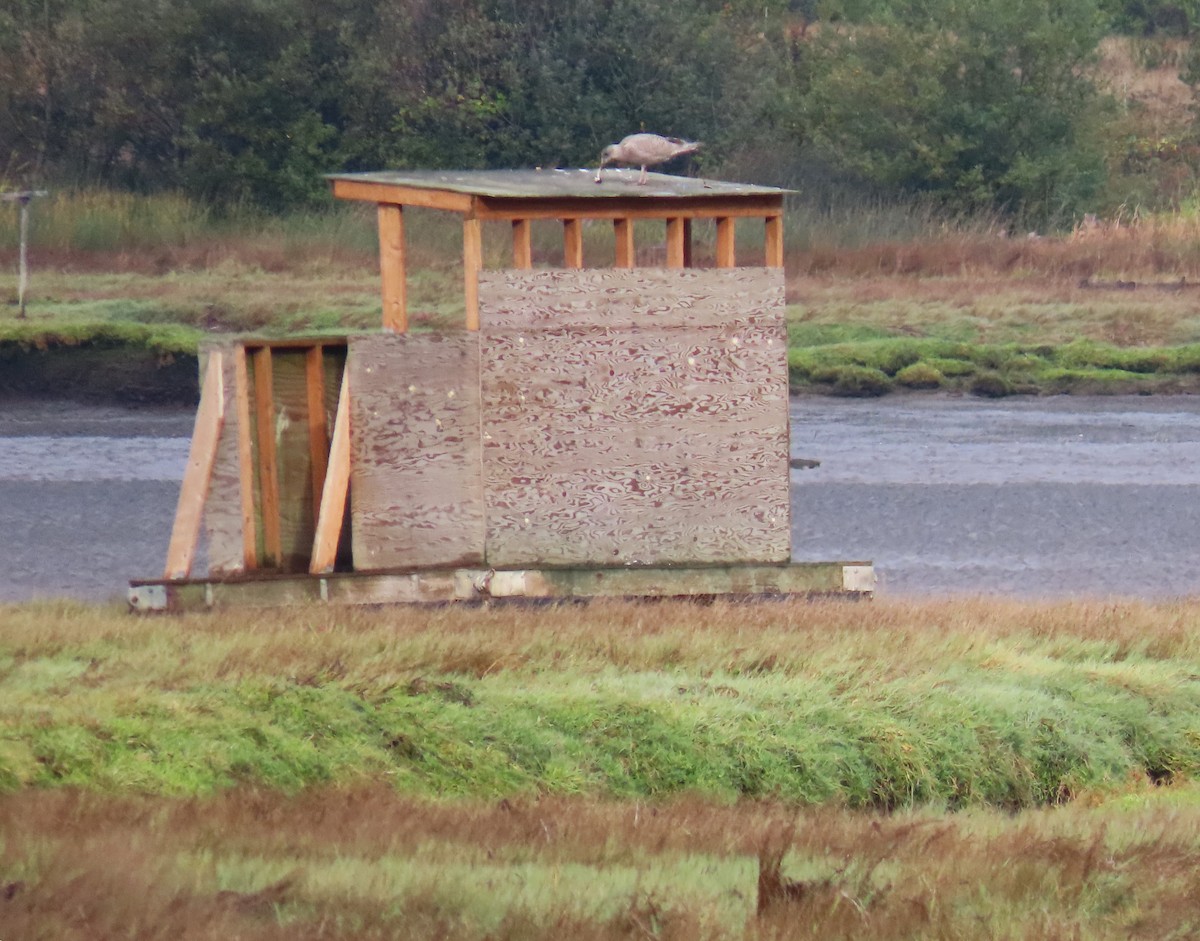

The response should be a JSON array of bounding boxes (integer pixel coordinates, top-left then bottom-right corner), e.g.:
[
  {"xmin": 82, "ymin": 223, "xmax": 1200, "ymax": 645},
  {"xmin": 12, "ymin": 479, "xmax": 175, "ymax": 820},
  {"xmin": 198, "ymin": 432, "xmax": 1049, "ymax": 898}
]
[
  {"xmin": 145, "ymin": 169, "xmax": 874, "ymax": 607},
  {"xmin": 325, "ymin": 169, "xmax": 789, "ymax": 332}
]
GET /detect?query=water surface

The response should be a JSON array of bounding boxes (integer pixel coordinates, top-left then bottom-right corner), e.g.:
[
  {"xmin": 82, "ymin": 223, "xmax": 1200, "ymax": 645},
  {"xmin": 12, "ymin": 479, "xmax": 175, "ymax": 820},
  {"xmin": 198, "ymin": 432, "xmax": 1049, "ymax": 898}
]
[{"xmin": 4, "ymin": 396, "xmax": 1200, "ymax": 602}]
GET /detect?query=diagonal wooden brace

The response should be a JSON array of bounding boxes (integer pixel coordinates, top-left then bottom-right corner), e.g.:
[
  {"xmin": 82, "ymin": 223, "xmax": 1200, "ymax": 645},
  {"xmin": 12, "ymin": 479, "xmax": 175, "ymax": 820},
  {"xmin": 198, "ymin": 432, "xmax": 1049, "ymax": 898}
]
[{"xmin": 164, "ymin": 352, "xmax": 225, "ymax": 579}]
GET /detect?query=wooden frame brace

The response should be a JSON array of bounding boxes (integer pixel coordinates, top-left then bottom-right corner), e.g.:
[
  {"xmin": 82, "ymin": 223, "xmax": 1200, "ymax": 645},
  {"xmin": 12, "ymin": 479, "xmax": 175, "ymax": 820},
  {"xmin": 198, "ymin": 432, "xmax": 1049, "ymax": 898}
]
[{"xmin": 164, "ymin": 352, "xmax": 226, "ymax": 579}]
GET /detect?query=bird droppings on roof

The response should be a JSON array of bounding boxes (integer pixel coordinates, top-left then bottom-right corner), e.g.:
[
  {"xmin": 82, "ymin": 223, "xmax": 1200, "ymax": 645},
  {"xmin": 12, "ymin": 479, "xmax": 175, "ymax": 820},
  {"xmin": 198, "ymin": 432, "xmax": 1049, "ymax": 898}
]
[{"xmin": 326, "ymin": 168, "xmax": 790, "ymax": 200}]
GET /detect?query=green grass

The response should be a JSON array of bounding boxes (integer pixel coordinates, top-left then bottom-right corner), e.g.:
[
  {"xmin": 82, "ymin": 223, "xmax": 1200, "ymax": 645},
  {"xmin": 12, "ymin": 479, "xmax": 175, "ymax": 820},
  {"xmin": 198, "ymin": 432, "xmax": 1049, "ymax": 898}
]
[
  {"xmin": 2, "ymin": 597, "xmax": 1200, "ymax": 939},
  {"xmin": 786, "ymin": 326, "xmax": 1200, "ymax": 396},
  {"xmin": 2, "ymin": 598, "xmax": 1198, "ymax": 805}
]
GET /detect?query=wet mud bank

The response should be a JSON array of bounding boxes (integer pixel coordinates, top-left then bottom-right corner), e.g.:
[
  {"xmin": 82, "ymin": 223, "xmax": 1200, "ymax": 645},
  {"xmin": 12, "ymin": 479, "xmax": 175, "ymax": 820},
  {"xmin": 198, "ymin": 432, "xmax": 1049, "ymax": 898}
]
[{"xmin": 0, "ymin": 345, "xmax": 200, "ymax": 406}]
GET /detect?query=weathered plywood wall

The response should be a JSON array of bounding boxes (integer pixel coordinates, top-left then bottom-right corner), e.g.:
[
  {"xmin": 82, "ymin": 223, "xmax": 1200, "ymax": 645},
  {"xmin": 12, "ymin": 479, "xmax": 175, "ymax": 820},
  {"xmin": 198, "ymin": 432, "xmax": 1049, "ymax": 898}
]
[
  {"xmin": 478, "ymin": 268, "xmax": 790, "ymax": 567},
  {"xmin": 348, "ymin": 333, "xmax": 484, "ymax": 569},
  {"xmin": 204, "ymin": 343, "xmax": 246, "ymax": 575}
]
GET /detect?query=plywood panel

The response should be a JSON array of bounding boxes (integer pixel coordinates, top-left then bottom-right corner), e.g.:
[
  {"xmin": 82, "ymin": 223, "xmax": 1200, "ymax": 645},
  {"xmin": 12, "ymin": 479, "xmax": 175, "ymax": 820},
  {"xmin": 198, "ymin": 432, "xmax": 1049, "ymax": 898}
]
[
  {"xmin": 203, "ymin": 343, "xmax": 246, "ymax": 574},
  {"xmin": 478, "ymin": 268, "xmax": 789, "ymax": 567},
  {"xmin": 349, "ymin": 334, "xmax": 484, "ymax": 570},
  {"xmin": 480, "ymin": 268, "xmax": 784, "ymax": 329}
]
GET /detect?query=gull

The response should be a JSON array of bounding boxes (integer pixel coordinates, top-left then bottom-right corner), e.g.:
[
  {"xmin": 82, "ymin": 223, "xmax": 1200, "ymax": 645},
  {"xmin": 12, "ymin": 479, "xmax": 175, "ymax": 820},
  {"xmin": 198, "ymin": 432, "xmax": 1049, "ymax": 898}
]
[{"xmin": 594, "ymin": 134, "xmax": 702, "ymax": 184}]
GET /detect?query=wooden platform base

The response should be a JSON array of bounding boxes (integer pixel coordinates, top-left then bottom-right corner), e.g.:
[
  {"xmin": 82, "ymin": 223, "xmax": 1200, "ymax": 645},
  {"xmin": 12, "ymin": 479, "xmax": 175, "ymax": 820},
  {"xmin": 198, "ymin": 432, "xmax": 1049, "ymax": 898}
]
[{"xmin": 128, "ymin": 562, "xmax": 875, "ymax": 612}]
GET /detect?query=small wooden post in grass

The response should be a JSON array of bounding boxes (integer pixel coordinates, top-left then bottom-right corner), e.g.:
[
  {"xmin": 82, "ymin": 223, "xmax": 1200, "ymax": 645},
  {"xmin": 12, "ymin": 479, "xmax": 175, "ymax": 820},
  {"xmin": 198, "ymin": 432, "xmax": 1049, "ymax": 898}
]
[{"xmin": 3, "ymin": 190, "xmax": 48, "ymax": 319}]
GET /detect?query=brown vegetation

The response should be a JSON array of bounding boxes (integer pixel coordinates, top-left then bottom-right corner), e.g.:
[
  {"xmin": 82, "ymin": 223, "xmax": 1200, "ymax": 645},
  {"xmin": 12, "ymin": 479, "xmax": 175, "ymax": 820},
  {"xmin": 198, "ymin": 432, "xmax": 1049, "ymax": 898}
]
[{"xmin": 2, "ymin": 785, "xmax": 1198, "ymax": 939}]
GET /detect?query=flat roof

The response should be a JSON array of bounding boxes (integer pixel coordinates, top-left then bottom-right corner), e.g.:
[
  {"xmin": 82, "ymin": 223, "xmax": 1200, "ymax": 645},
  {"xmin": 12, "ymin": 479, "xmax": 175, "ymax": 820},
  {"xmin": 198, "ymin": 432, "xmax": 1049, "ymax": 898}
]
[{"xmin": 327, "ymin": 168, "xmax": 790, "ymax": 200}]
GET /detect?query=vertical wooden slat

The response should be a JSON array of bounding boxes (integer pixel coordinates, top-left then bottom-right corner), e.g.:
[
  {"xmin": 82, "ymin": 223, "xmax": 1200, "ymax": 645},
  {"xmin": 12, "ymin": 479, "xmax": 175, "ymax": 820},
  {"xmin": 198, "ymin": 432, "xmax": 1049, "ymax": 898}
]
[
  {"xmin": 764, "ymin": 214, "xmax": 784, "ymax": 268},
  {"xmin": 252, "ymin": 346, "xmax": 282, "ymax": 567},
  {"xmin": 463, "ymin": 217, "xmax": 482, "ymax": 331},
  {"xmin": 164, "ymin": 353, "xmax": 225, "ymax": 579},
  {"xmin": 512, "ymin": 218, "xmax": 532, "ymax": 269},
  {"xmin": 233, "ymin": 346, "xmax": 258, "ymax": 570},
  {"xmin": 305, "ymin": 345, "xmax": 329, "ymax": 526},
  {"xmin": 309, "ymin": 373, "xmax": 351, "ymax": 575},
  {"xmin": 666, "ymin": 217, "xmax": 686, "ymax": 268},
  {"xmin": 716, "ymin": 217, "xmax": 736, "ymax": 268},
  {"xmin": 378, "ymin": 204, "xmax": 407, "ymax": 333},
  {"xmin": 613, "ymin": 218, "xmax": 635, "ymax": 268},
  {"xmin": 682, "ymin": 218, "xmax": 693, "ymax": 269},
  {"xmin": 563, "ymin": 218, "xmax": 583, "ymax": 268}
]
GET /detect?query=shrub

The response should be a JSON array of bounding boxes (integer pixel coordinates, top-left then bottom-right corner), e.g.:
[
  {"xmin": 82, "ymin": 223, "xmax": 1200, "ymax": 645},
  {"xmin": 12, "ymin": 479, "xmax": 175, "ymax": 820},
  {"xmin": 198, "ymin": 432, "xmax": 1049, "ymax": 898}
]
[
  {"xmin": 969, "ymin": 373, "xmax": 1014, "ymax": 397},
  {"xmin": 895, "ymin": 362, "xmax": 945, "ymax": 389},
  {"xmin": 813, "ymin": 364, "xmax": 894, "ymax": 397}
]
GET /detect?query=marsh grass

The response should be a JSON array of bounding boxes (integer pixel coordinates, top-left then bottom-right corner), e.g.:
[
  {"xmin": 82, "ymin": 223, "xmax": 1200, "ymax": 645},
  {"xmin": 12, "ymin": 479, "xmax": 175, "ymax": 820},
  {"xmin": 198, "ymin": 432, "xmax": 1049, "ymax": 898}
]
[
  {"xmin": 1, "ymin": 782, "xmax": 1198, "ymax": 940},
  {"xmin": 2, "ymin": 599, "xmax": 1199, "ymax": 938},
  {"xmin": 16, "ymin": 191, "xmax": 1200, "ymax": 393},
  {"xmin": 1, "ymin": 598, "xmax": 1198, "ymax": 805}
]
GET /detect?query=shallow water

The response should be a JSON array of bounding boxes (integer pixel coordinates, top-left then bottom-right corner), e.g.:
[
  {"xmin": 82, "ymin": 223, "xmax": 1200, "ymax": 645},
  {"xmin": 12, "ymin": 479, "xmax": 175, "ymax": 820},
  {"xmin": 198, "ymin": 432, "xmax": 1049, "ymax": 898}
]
[
  {"xmin": 790, "ymin": 395, "xmax": 1200, "ymax": 598},
  {"xmin": 3, "ymin": 396, "xmax": 1200, "ymax": 602}
]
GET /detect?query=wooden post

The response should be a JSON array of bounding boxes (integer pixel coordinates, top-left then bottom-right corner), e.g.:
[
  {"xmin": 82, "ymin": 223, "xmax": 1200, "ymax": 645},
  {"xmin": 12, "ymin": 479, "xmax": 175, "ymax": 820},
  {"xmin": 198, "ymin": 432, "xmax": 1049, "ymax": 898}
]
[
  {"xmin": 613, "ymin": 218, "xmax": 635, "ymax": 268},
  {"xmin": 233, "ymin": 346, "xmax": 258, "ymax": 570},
  {"xmin": 17, "ymin": 197, "xmax": 29, "ymax": 319},
  {"xmin": 666, "ymin": 217, "xmax": 686, "ymax": 268},
  {"xmin": 309, "ymin": 373, "xmax": 351, "ymax": 574},
  {"xmin": 252, "ymin": 346, "xmax": 283, "ymax": 567},
  {"xmin": 164, "ymin": 353, "xmax": 225, "ymax": 579},
  {"xmin": 512, "ymin": 218, "xmax": 532, "ymax": 269},
  {"xmin": 765, "ymin": 214, "xmax": 784, "ymax": 268},
  {"xmin": 716, "ymin": 217, "xmax": 736, "ymax": 268},
  {"xmin": 463, "ymin": 218, "xmax": 482, "ymax": 330},
  {"xmin": 3, "ymin": 190, "xmax": 47, "ymax": 319},
  {"xmin": 378, "ymin": 204, "xmax": 407, "ymax": 332},
  {"xmin": 682, "ymin": 218, "xmax": 693, "ymax": 269},
  {"xmin": 563, "ymin": 218, "xmax": 583, "ymax": 268},
  {"xmin": 305, "ymin": 346, "xmax": 329, "ymax": 525}
]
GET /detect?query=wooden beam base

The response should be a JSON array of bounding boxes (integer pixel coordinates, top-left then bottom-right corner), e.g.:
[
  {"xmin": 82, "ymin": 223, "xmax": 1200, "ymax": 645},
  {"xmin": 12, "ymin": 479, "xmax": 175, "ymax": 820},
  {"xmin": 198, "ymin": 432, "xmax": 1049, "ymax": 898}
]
[{"xmin": 129, "ymin": 562, "xmax": 874, "ymax": 612}]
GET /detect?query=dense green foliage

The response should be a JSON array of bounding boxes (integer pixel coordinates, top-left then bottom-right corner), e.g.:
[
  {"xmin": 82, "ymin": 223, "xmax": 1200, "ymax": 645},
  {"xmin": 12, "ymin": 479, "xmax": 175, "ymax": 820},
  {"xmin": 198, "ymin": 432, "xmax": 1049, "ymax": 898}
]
[
  {"xmin": 806, "ymin": 0, "xmax": 1109, "ymax": 222},
  {"xmin": 1, "ymin": 0, "xmax": 1180, "ymax": 223}
]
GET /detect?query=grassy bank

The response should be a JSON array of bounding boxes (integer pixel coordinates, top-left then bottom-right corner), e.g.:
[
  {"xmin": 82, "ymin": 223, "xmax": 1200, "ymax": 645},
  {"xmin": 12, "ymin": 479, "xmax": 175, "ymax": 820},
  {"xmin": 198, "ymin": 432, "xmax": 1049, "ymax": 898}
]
[
  {"xmin": 2, "ymin": 597, "xmax": 1200, "ymax": 939},
  {"xmin": 3, "ymin": 598, "xmax": 1198, "ymax": 804},
  {"xmin": 13, "ymin": 192, "xmax": 1200, "ymax": 397}
]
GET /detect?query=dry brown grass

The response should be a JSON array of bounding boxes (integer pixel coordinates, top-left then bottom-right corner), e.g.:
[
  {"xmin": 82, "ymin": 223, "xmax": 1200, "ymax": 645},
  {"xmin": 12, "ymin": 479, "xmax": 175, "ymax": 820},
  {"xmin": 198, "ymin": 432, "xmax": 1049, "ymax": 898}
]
[
  {"xmin": 1096, "ymin": 35, "xmax": 1195, "ymax": 135},
  {"xmin": 6, "ymin": 596, "xmax": 1198, "ymax": 680},
  {"xmin": 2, "ymin": 784, "xmax": 1198, "ymax": 940}
]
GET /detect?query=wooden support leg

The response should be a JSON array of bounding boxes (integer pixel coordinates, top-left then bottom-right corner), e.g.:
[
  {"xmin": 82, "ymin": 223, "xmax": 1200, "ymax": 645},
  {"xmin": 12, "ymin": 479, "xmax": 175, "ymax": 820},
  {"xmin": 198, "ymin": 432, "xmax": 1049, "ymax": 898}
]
[
  {"xmin": 512, "ymin": 218, "xmax": 532, "ymax": 269},
  {"xmin": 252, "ymin": 346, "xmax": 283, "ymax": 567},
  {"xmin": 666, "ymin": 217, "xmax": 686, "ymax": 268},
  {"xmin": 463, "ymin": 218, "xmax": 482, "ymax": 331},
  {"xmin": 164, "ymin": 352, "xmax": 226, "ymax": 580},
  {"xmin": 765, "ymin": 214, "xmax": 784, "ymax": 268},
  {"xmin": 716, "ymin": 217, "xmax": 736, "ymax": 268},
  {"xmin": 378, "ymin": 204, "xmax": 407, "ymax": 333},
  {"xmin": 233, "ymin": 346, "xmax": 258, "ymax": 570},
  {"xmin": 563, "ymin": 218, "xmax": 583, "ymax": 268},
  {"xmin": 613, "ymin": 218, "xmax": 634, "ymax": 268},
  {"xmin": 310, "ymin": 374, "xmax": 351, "ymax": 575},
  {"xmin": 682, "ymin": 218, "xmax": 693, "ymax": 269}
]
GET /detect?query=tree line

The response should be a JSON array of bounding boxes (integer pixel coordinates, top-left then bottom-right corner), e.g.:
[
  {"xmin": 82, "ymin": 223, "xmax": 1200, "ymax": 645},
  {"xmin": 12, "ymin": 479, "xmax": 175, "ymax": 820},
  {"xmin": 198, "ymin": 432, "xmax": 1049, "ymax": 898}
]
[{"xmin": 2, "ymin": 0, "xmax": 1197, "ymax": 224}]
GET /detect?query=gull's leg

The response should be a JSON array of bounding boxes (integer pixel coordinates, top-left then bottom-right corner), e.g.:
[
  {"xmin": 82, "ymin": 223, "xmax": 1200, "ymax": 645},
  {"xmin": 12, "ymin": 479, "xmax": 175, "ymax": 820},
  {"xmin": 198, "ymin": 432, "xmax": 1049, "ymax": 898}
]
[{"xmin": 638, "ymin": 164, "xmax": 648, "ymax": 185}]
